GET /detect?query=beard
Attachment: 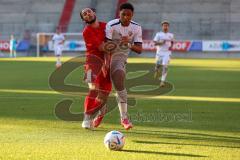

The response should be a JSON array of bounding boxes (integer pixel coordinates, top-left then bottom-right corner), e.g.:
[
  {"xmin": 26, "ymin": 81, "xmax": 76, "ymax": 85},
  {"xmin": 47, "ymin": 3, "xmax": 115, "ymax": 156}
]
[{"xmin": 85, "ymin": 16, "xmax": 96, "ymax": 24}]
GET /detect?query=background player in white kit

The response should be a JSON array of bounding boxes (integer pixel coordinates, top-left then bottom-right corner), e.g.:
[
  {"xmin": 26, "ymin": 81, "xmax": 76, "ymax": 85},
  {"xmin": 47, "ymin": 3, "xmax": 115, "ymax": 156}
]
[
  {"xmin": 105, "ymin": 2, "xmax": 142, "ymax": 130},
  {"xmin": 9, "ymin": 34, "xmax": 17, "ymax": 58},
  {"xmin": 52, "ymin": 28, "xmax": 65, "ymax": 68},
  {"xmin": 153, "ymin": 21, "xmax": 174, "ymax": 87}
]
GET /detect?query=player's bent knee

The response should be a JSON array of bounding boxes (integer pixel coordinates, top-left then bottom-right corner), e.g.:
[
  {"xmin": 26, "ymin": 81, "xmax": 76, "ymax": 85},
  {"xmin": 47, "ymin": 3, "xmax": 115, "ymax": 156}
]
[
  {"xmin": 111, "ymin": 70, "xmax": 125, "ymax": 91},
  {"xmin": 96, "ymin": 95, "xmax": 108, "ymax": 104}
]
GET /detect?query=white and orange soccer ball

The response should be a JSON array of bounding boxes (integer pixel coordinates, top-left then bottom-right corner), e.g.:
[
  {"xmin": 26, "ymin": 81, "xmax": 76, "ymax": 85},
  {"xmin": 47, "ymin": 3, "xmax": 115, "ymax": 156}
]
[{"xmin": 104, "ymin": 131, "xmax": 125, "ymax": 151}]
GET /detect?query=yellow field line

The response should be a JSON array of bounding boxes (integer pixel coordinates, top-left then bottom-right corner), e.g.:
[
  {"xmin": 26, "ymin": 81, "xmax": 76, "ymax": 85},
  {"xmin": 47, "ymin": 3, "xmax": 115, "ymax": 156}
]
[
  {"xmin": 0, "ymin": 57, "xmax": 73, "ymax": 62},
  {"xmin": 0, "ymin": 89, "xmax": 240, "ymax": 103},
  {"xmin": 151, "ymin": 95, "xmax": 240, "ymax": 103},
  {"xmin": 1, "ymin": 57, "xmax": 240, "ymax": 67},
  {"xmin": 0, "ymin": 89, "xmax": 60, "ymax": 95}
]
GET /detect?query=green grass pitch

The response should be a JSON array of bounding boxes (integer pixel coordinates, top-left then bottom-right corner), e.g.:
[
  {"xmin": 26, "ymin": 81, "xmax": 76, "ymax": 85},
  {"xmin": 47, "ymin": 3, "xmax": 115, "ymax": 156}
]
[{"xmin": 0, "ymin": 57, "xmax": 239, "ymax": 160}]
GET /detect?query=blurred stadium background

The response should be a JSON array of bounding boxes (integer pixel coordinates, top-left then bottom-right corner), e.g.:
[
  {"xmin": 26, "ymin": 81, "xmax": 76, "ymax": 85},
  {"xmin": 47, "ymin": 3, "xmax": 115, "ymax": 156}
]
[{"xmin": 0, "ymin": 0, "xmax": 240, "ymax": 58}]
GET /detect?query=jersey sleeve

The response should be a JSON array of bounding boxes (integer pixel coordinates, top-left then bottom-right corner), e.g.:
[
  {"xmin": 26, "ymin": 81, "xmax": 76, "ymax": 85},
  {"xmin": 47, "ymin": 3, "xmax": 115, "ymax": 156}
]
[
  {"xmin": 105, "ymin": 22, "xmax": 113, "ymax": 40},
  {"xmin": 52, "ymin": 34, "xmax": 56, "ymax": 41},
  {"xmin": 171, "ymin": 33, "xmax": 175, "ymax": 40},
  {"xmin": 133, "ymin": 26, "xmax": 143, "ymax": 43},
  {"xmin": 153, "ymin": 33, "xmax": 160, "ymax": 42},
  {"xmin": 61, "ymin": 35, "xmax": 65, "ymax": 41}
]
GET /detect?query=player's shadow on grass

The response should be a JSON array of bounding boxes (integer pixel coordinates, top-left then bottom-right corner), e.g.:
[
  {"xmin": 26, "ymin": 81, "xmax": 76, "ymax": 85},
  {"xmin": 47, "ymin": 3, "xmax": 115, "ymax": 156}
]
[
  {"xmin": 125, "ymin": 130, "xmax": 240, "ymax": 144},
  {"xmin": 87, "ymin": 127, "xmax": 240, "ymax": 144},
  {"xmin": 133, "ymin": 140, "xmax": 240, "ymax": 149},
  {"xmin": 134, "ymin": 129, "xmax": 240, "ymax": 142},
  {"xmin": 121, "ymin": 149, "xmax": 207, "ymax": 158}
]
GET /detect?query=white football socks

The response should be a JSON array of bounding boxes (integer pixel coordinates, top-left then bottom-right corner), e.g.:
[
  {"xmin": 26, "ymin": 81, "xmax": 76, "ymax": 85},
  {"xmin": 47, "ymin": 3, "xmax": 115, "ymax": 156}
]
[
  {"xmin": 56, "ymin": 56, "xmax": 61, "ymax": 65},
  {"xmin": 161, "ymin": 66, "xmax": 168, "ymax": 82},
  {"xmin": 83, "ymin": 113, "xmax": 91, "ymax": 121},
  {"xmin": 116, "ymin": 89, "xmax": 128, "ymax": 119}
]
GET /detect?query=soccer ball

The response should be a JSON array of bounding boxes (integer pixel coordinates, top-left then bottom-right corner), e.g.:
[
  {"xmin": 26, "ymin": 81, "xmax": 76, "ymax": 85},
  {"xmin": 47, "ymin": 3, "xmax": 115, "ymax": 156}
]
[{"xmin": 104, "ymin": 130, "xmax": 125, "ymax": 151}]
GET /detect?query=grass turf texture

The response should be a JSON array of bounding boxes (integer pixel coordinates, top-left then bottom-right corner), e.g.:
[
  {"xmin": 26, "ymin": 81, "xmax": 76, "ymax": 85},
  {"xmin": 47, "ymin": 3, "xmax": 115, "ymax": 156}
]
[{"xmin": 0, "ymin": 57, "xmax": 239, "ymax": 160}]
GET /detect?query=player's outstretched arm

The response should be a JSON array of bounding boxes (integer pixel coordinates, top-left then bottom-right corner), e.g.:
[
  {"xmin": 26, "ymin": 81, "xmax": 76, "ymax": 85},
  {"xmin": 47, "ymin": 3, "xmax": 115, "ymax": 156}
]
[{"xmin": 154, "ymin": 40, "xmax": 165, "ymax": 46}]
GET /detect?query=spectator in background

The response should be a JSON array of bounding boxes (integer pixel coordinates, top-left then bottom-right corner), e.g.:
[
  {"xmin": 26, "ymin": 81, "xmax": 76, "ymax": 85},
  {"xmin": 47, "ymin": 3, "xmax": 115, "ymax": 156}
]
[{"xmin": 9, "ymin": 34, "xmax": 17, "ymax": 58}]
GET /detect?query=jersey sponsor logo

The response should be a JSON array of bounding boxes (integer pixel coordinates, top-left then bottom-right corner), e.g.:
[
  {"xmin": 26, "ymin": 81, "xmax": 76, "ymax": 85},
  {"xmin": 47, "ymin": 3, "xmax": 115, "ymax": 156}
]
[{"xmin": 128, "ymin": 31, "xmax": 133, "ymax": 37}]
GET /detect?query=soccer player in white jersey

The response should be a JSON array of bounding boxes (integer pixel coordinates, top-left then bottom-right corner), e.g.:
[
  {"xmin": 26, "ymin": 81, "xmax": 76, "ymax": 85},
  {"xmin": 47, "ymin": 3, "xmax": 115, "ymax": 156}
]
[
  {"xmin": 105, "ymin": 2, "xmax": 142, "ymax": 130},
  {"xmin": 52, "ymin": 28, "xmax": 65, "ymax": 68},
  {"xmin": 153, "ymin": 21, "xmax": 174, "ymax": 87}
]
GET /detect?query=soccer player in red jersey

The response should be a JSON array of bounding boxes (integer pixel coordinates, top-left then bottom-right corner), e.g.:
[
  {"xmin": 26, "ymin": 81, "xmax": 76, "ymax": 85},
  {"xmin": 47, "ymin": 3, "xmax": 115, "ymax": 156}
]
[{"xmin": 80, "ymin": 8, "xmax": 112, "ymax": 129}]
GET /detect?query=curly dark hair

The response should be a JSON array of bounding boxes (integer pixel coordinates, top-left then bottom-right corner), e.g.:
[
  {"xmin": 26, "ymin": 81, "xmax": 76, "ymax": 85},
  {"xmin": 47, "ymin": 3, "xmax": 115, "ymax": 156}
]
[{"xmin": 120, "ymin": 2, "xmax": 134, "ymax": 12}]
